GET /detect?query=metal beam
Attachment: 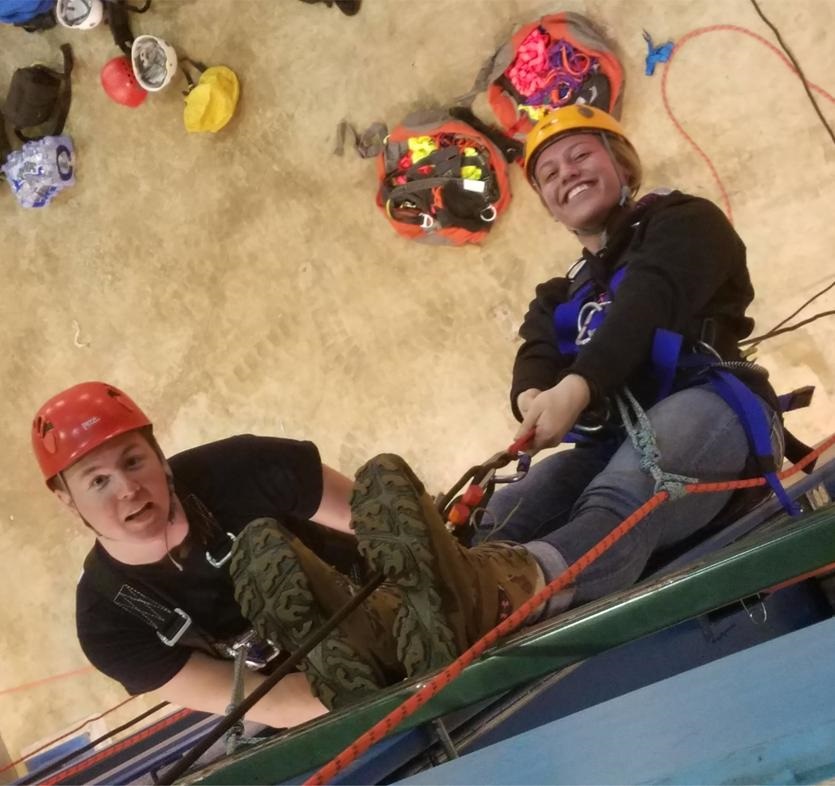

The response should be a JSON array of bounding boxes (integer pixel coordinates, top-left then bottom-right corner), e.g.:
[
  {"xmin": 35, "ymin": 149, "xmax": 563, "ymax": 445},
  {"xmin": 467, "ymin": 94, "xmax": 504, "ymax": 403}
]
[{"xmin": 186, "ymin": 505, "xmax": 835, "ymax": 785}]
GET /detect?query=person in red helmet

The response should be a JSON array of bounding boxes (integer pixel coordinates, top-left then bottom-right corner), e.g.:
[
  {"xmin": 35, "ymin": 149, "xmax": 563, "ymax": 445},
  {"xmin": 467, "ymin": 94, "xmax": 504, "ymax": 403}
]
[{"xmin": 33, "ymin": 382, "xmax": 403, "ymax": 727}]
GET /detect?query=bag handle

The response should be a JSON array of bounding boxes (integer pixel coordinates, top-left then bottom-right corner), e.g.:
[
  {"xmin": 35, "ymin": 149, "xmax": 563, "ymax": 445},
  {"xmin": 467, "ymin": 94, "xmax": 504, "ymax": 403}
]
[
  {"xmin": 52, "ymin": 44, "xmax": 74, "ymax": 137},
  {"xmin": 0, "ymin": 109, "xmax": 12, "ymax": 174},
  {"xmin": 106, "ymin": 0, "xmax": 152, "ymax": 58},
  {"xmin": 179, "ymin": 57, "xmax": 208, "ymax": 94},
  {"xmin": 448, "ymin": 106, "xmax": 522, "ymax": 163}
]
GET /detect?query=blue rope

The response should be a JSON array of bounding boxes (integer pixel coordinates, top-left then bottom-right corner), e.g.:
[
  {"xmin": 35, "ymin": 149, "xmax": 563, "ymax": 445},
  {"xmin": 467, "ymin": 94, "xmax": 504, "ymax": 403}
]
[{"xmin": 614, "ymin": 388, "xmax": 698, "ymax": 499}]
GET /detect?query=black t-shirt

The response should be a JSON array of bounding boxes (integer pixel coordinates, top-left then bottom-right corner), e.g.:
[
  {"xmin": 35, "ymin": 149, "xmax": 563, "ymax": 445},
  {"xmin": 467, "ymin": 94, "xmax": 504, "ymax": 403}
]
[{"xmin": 75, "ymin": 434, "xmax": 357, "ymax": 695}]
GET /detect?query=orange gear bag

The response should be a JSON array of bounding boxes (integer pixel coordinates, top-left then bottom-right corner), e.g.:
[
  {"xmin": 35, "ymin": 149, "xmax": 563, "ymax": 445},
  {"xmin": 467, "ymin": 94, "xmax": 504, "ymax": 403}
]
[
  {"xmin": 481, "ymin": 12, "xmax": 625, "ymax": 142},
  {"xmin": 376, "ymin": 109, "xmax": 512, "ymax": 246}
]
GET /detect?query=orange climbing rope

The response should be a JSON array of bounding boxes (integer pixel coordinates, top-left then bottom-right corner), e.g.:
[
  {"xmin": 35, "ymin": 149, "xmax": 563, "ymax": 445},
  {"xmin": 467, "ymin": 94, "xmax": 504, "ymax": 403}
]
[
  {"xmin": 660, "ymin": 24, "xmax": 835, "ymax": 224},
  {"xmin": 306, "ymin": 431, "xmax": 835, "ymax": 785}
]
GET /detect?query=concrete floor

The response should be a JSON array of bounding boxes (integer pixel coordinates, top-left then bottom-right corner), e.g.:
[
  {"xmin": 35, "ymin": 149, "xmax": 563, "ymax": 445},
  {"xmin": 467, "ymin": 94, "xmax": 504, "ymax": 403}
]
[{"xmin": 1, "ymin": 0, "xmax": 833, "ymax": 774}]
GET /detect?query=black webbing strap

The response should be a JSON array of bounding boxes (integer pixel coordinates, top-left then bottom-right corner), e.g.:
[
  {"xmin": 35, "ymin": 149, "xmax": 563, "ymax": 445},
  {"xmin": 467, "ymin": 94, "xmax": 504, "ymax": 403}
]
[
  {"xmin": 784, "ymin": 429, "xmax": 818, "ymax": 474},
  {"xmin": 106, "ymin": 0, "xmax": 152, "ymax": 57},
  {"xmin": 448, "ymin": 105, "xmax": 523, "ymax": 163},
  {"xmin": 778, "ymin": 385, "xmax": 817, "ymax": 473},
  {"xmin": 51, "ymin": 44, "xmax": 74, "ymax": 136},
  {"xmin": 82, "ymin": 549, "xmax": 215, "ymax": 651},
  {"xmin": 0, "ymin": 109, "xmax": 11, "ymax": 168}
]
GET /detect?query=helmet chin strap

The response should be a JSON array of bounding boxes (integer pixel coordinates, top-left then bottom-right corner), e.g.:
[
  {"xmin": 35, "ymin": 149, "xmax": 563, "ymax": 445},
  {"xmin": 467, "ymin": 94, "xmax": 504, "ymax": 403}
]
[
  {"xmin": 566, "ymin": 133, "xmax": 631, "ymax": 240},
  {"xmin": 600, "ymin": 133, "xmax": 632, "ymax": 207},
  {"xmin": 163, "ymin": 462, "xmax": 184, "ymax": 571}
]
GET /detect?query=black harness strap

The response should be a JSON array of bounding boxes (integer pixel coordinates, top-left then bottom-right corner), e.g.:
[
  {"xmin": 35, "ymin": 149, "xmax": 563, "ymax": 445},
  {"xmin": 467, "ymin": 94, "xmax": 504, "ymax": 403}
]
[
  {"xmin": 0, "ymin": 109, "xmax": 11, "ymax": 167},
  {"xmin": 82, "ymin": 549, "xmax": 218, "ymax": 653},
  {"xmin": 82, "ymin": 490, "xmax": 237, "ymax": 652}
]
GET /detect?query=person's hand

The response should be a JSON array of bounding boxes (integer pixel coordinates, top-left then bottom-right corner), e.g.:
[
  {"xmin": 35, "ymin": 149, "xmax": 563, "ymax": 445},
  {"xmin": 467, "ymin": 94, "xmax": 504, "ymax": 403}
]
[
  {"xmin": 516, "ymin": 374, "xmax": 591, "ymax": 453},
  {"xmin": 516, "ymin": 388, "xmax": 542, "ymax": 417}
]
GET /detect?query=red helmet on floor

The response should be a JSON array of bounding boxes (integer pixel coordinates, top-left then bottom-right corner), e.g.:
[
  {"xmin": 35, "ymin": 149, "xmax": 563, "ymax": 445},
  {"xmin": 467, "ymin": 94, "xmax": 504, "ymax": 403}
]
[
  {"xmin": 32, "ymin": 381, "xmax": 152, "ymax": 481},
  {"xmin": 101, "ymin": 56, "xmax": 147, "ymax": 108}
]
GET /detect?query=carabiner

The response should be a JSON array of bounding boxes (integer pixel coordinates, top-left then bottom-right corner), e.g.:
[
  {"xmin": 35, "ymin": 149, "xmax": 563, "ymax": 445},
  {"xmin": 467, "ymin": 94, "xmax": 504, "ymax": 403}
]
[
  {"xmin": 494, "ymin": 452, "xmax": 532, "ymax": 484},
  {"xmin": 480, "ymin": 204, "xmax": 497, "ymax": 223},
  {"xmin": 420, "ymin": 213, "xmax": 436, "ymax": 230},
  {"xmin": 576, "ymin": 298, "xmax": 611, "ymax": 345}
]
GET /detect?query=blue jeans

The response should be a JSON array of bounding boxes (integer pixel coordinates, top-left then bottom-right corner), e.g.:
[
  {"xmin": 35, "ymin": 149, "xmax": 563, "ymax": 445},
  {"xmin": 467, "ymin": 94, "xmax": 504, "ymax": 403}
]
[{"xmin": 476, "ymin": 387, "xmax": 783, "ymax": 614}]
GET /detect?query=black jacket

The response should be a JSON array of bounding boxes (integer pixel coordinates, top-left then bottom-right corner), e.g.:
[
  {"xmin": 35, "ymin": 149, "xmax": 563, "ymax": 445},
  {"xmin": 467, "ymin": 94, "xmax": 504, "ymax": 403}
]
[{"xmin": 510, "ymin": 190, "xmax": 776, "ymax": 420}]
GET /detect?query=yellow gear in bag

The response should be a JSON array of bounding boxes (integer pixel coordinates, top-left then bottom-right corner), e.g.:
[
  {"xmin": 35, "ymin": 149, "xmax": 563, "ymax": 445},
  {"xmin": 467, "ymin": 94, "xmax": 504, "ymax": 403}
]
[{"xmin": 183, "ymin": 65, "xmax": 240, "ymax": 134}]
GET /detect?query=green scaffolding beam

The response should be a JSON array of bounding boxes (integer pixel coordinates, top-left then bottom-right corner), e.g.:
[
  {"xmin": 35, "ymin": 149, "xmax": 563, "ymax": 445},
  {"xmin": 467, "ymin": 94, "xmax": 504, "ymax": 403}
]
[{"xmin": 186, "ymin": 505, "xmax": 835, "ymax": 785}]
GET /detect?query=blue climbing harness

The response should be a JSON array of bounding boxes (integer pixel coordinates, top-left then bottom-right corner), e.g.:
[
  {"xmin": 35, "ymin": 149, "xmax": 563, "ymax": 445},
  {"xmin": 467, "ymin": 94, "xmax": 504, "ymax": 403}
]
[{"xmin": 553, "ymin": 261, "xmax": 803, "ymax": 515}]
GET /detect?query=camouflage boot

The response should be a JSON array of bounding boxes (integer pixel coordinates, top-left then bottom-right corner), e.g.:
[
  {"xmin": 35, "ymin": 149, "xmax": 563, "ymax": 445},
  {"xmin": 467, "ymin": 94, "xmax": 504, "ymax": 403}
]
[
  {"xmin": 230, "ymin": 518, "xmax": 404, "ymax": 710},
  {"xmin": 351, "ymin": 454, "xmax": 543, "ymax": 677}
]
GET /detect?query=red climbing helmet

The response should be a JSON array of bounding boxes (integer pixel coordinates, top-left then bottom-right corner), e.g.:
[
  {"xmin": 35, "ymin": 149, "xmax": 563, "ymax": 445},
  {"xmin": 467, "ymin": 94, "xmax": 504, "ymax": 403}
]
[
  {"xmin": 101, "ymin": 56, "xmax": 147, "ymax": 108},
  {"xmin": 32, "ymin": 381, "xmax": 152, "ymax": 481}
]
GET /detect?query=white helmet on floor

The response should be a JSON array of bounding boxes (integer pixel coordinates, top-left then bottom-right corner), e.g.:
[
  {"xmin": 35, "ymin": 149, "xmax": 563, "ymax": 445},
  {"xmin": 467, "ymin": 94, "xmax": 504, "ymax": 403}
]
[
  {"xmin": 131, "ymin": 34, "xmax": 178, "ymax": 92},
  {"xmin": 55, "ymin": 0, "xmax": 104, "ymax": 29}
]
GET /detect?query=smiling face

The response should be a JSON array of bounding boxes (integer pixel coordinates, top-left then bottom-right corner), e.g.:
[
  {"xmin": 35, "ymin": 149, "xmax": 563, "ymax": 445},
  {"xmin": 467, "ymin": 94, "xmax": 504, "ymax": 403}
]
[
  {"xmin": 55, "ymin": 430, "xmax": 172, "ymax": 546},
  {"xmin": 532, "ymin": 133, "xmax": 627, "ymax": 234}
]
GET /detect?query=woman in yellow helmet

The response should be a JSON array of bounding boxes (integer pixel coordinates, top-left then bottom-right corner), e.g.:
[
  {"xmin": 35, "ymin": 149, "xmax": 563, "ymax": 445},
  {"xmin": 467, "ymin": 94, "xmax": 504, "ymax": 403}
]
[{"xmin": 461, "ymin": 103, "xmax": 789, "ymax": 611}]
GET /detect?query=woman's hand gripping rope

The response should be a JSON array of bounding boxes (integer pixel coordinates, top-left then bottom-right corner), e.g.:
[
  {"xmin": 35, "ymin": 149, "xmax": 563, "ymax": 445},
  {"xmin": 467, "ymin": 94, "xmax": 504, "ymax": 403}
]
[{"xmin": 516, "ymin": 374, "xmax": 591, "ymax": 453}]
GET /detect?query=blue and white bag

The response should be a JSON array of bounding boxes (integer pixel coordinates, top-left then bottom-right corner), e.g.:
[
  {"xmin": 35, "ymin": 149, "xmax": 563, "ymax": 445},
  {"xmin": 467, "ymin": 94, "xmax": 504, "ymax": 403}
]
[{"xmin": 2, "ymin": 136, "xmax": 75, "ymax": 208}]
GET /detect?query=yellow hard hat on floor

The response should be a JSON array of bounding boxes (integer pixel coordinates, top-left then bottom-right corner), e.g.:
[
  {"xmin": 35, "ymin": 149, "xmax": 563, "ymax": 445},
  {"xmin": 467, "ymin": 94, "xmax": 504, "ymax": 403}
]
[
  {"xmin": 524, "ymin": 104, "xmax": 630, "ymax": 181},
  {"xmin": 183, "ymin": 65, "xmax": 240, "ymax": 134}
]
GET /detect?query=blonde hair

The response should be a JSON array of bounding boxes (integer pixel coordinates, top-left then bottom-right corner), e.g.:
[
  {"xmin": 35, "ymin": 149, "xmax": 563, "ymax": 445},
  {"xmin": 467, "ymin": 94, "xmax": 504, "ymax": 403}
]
[{"xmin": 605, "ymin": 134, "xmax": 643, "ymax": 199}]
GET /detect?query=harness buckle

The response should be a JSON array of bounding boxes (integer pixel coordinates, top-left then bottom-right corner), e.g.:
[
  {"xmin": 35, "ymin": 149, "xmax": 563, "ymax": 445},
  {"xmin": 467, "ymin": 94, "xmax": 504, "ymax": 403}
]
[
  {"xmin": 245, "ymin": 639, "xmax": 282, "ymax": 670},
  {"xmin": 206, "ymin": 531, "xmax": 237, "ymax": 568},
  {"xmin": 157, "ymin": 607, "xmax": 192, "ymax": 647},
  {"xmin": 225, "ymin": 629, "xmax": 282, "ymax": 669},
  {"xmin": 493, "ymin": 452, "xmax": 532, "ymax": 484}
]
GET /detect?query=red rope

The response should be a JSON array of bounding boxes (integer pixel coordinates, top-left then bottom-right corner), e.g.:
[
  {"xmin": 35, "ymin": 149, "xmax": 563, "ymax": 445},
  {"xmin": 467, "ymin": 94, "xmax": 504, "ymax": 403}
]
[
  {"xmin": 660, "ymin": 24, "xmax": 835, "ymax": 224},
  {"xmin": 0, "ymin": 666, "xmax": 94, "ymax": 698},
  {"xmin": 306, "ymin": 432, "xmax": 835, "ymax": 785}
]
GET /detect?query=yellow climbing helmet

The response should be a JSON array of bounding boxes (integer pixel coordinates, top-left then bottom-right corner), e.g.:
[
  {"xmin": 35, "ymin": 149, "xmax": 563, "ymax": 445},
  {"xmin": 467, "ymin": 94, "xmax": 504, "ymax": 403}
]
[
  {"xmin": 183, "ymin": 65, "xmax": 240, "ymax": 134},
  {"xmin": 524, "ymin": 104, "xmax": 631, "ymax": 182}
]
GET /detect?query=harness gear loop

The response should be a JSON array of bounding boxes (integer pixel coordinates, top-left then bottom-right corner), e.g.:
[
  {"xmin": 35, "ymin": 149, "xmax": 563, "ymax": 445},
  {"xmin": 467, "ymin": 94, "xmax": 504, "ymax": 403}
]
[{"xmin": 615, "ymin": 387, "xmax": 698, "ymax": 499}]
